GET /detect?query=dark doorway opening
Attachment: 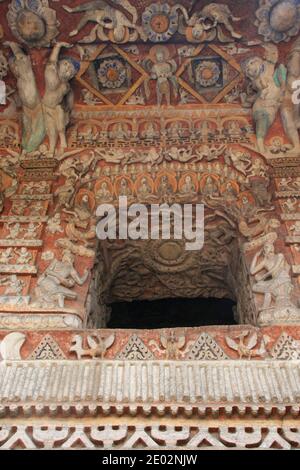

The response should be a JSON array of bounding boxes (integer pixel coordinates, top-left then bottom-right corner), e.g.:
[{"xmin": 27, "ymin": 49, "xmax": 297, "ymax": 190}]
[{"xmin": 107, "ymin": 297, "xmax": 237, "ymax": 329}]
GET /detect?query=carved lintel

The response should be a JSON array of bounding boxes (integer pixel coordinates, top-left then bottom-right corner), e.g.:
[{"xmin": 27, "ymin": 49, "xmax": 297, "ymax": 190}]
[
  {"xmin": 271, "ymin": 168, "xmax": 300, "ymax": 178},
  {"xmin": 0, "ymin": 313, "xmax": 82, "ymax": 330},
  {"xmin": 0, "ymin": 265, "xmax": 37, "ymax": 274},
  {"xmin": 11, "ymin": 195, "xmax": 52, "ymax": 201},
  {"xmin": 286, "ymin": 236, "xmax": 300, "ymax": 244},
  {"xmin": 23, "ymin": 170, "xmax": 57, "ymax": 181},
  {"xmin": 269, "ymin": 157, "xmax": 300, "ymax": 168},
  {"xmin": 281, "ymin": 213, "xmax": 300, "ymax": 221},
  {"xmin": 0, "ymin": 240, "xmax": 43, "ymax": 247},
  {"xmin": 20, "ymin": 159, "xmax": 58, "ymax": 170},
  {"xmin": 276, "ymin": 191, "xmax": 300, "ymax": 198},
  {"xmin": 0, "ymin": 216, "xmax": 48, "ymax": 223}
]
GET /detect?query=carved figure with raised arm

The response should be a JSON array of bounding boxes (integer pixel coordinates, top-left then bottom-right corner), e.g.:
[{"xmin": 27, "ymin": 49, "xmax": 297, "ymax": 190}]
[
  {"xmin": 4, "ymin": 41, "xmax": 45, "ymax": 154},
  {"xmin": 33, "ymin": 249, "xmax": 89, "ymax": 308},
  {"xmin": 42, "ymin": 42, "xmax": 80, "ymax": 156}
]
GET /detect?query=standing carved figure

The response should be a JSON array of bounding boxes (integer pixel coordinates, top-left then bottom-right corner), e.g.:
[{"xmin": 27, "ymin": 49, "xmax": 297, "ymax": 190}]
[
  {"xmin": 0, "ymin": 50, "xmax": 8, "ymax": 105},
  {"xmin": 42, "ymin": 42, "xmax": 80, "ymax": 156},
  {"xmin": 242, "ymin": 45, "xmax": 286, "ymax": 153},
  {"xmin": 281, "ymin": 37, "xmax": 300, "ymax": 151},
  {"xmin": 143, "ymin": 46, "xmax": 178, "ymax": 106},
  {"xmin": 4, "ymin": 41, "xmax": 45, "ymax": 154}
]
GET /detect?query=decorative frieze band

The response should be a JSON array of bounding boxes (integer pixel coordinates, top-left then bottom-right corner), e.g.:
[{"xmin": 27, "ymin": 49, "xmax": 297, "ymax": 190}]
[
  {"xmin": 0, "ymin": 217, "xmax": 48, "ymax": 223},
  {"xmin": 10, "ymin": 195, "xmax": 52, "ymax": 201},
  {"xmin": 0, "ymin": 240, "xmax": 43, "ymax": 247},
  {"xmin": 0, "ymin": 424, "xmax": 299, "ymax": 450},
  {"xmin": 0, "ymin": 314, "xmax": 82, "ymax": 330},
  {"xmin": 1, "ymin": 329, "xmax": 300, "ymax": 360}
]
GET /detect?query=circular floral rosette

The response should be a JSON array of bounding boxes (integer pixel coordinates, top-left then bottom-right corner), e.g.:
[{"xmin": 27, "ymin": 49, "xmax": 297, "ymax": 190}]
[
  {"xmin": 195, "ymin": 61, "xmax": 221, "ymax": 88},
  {"xmin": 97, "ymin": 59, "xmax": 127, "ymax": 90},
  {"xmin": 142, "ymin": 3, "xmax": 179, "ymax": 42},
  {"xmin": 255, "ymin": 0, "xmax": 300, "ymax": 43},
  {"xmin": 142, "ymin": 239, "xmax": 196, "ymax": 274},
  {"xmin": 7, "ymin": 0, "xmax": 59, "ymax": 47}
]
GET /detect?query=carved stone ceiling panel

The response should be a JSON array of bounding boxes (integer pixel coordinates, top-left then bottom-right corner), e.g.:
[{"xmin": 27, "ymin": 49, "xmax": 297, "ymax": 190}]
[{"xmin": 97, "ymin": 233, "xmax": 237, "ymax": 303}]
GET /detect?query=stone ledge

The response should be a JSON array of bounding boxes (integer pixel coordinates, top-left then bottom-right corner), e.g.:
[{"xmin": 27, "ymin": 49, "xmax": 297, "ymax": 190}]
[{"xmin": 0, "ymin": 360, "xmax": 300, "ymax": 417}]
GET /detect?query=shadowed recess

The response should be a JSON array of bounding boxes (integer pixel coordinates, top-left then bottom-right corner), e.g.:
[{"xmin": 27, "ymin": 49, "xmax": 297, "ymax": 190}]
[{"xmin": 108, "ymin": 297, "xmax": 237, "ymax": 329}]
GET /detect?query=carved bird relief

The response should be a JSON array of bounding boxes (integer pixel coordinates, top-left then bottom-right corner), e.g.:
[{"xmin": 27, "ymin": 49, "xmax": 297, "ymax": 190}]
[
  {"xmin": 70, "ymin": 333, "xmax": 115, "ymax": 359},
  {"xmin": 225, "ymin": 331, "xmax": 270, "ymax": 359},
  {"xmin": 149, "ymin": 331, "xmax": 193, "ymax": 359}
]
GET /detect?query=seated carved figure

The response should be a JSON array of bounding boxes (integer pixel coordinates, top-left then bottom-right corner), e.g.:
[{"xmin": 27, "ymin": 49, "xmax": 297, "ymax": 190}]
[
  {"xmin": 157, "ymin": 176, "xmax": 173, "ymax": 199},
  {"xmin": 96, "ymin": 182, "xmax": 113, "ymax": 203},
  {"xmin": 119, "ymin": 178, "xmax": 132, "ymax": 197},
  {"xmin": 250, "ymin": 242, "xmax": 293, "ymax": 311},
  {"xmin": 137, "ymin": 178, "xmax": 152, "ymax": 200},
  {"xmin": 180, "ymin": 175, "xmax": 196, "ymax": 196},
  {"xmin": 33, "ymin": 250, "xmax": 89, "ymax": 308}
]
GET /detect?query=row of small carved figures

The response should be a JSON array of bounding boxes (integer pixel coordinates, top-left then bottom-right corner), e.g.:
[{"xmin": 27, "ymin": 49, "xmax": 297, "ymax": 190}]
[
  {"xmin": 70, "ymin": 136, "xmax": 252, "ymax": 147},
  {"xmin": 93, "ymin": 177, "xmax": 246, "ymax": 201},
  {"xmin": 96, "ymin": 164, "xmax": 245, "ymax": 181},
  {"xmin": 0, "ymin": 133, "xmax": 253, "ymax": 150},
  {"xmin": 71, "ymin": 127, "xmax": 254, "ymax": 140},
  {"xmin": 0, "ymin": 247, "xmax": 34, "ymax": 265}
]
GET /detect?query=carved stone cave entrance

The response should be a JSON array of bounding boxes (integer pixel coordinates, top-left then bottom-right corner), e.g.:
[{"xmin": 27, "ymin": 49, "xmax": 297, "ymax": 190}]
[{"xmin": 87, "ymin": 230, "xmax": 254, "ymax": 329}]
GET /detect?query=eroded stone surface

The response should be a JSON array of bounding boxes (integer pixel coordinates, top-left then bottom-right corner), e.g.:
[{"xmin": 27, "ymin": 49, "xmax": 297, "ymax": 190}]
[{"xmin": 1, "ymin": 0, "xmax": 300, "ymax": 448}]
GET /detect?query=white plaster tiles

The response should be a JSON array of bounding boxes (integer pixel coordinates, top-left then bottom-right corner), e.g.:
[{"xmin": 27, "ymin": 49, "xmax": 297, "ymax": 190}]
[{"xmin": 0, "ymin": 360, "xmax": 300, "ymax": 416}]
